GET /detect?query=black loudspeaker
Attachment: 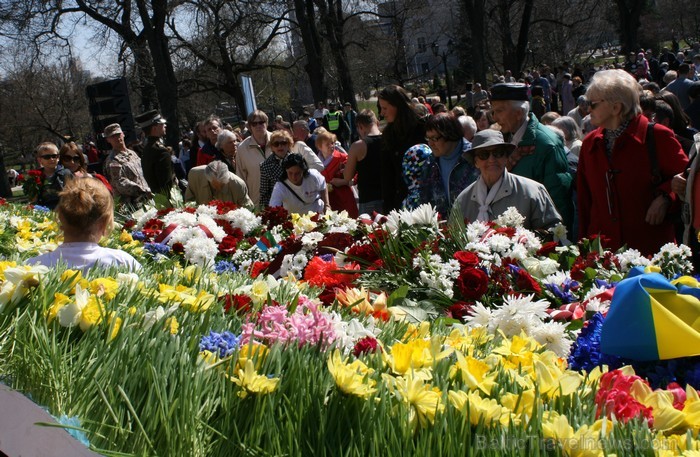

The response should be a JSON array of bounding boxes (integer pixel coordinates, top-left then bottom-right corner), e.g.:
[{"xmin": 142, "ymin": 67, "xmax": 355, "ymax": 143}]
[{"xmin": 86, "ymin": 78, "xmax": 137, "ymax": 151}]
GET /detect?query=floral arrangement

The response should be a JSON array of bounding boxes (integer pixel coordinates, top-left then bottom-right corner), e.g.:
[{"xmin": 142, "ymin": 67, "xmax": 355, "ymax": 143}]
[
  {"xmin": 2, "ymin": 200, "xmax": 700, "ymax": 456},
  {"xmin": 20, "ymin": 169, "xmax": 44, "ymax": 200}
]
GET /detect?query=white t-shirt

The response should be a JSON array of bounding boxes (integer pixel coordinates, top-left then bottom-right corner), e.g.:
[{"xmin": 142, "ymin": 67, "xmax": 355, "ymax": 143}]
[
  {"xmin": 27, "ymin": 242, "xmax": 142, "ymax": 274},
  {"xmin": 269, "ymin": 169, "xmax": 326, "ymax": 214}
]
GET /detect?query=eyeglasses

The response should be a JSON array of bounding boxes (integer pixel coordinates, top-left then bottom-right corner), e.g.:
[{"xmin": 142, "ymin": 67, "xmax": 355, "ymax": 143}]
[
  {"xmin": 40, "ymin": 154, "xmax": 59, "ymax": 160},
  {"xmin": 474, "ymin": 149, "xmax": 508, "ymax": 161},
  {"xmin": 425, "ymin": 135, "xmax": 443, "ymax": 143},
  {"xmin": 587, "ymin": 99, "xmax": 606, "ymax": 110},
  {"xmin": 62, "ymin": 155, "xmax": 81, "ymax": 163},
  {"xmin": 271, "ymin": 141, "xmax": 288, "ymax": 147},
  {"xmin": 250, "ymin": 121, "xmax": 266, "ymax": 127}
]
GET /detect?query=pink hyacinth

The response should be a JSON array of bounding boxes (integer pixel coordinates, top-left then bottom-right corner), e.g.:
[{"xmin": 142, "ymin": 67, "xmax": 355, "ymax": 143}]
[{"xmin": 239, "ymin": 296, "xmax": 337, "ymax": 348}]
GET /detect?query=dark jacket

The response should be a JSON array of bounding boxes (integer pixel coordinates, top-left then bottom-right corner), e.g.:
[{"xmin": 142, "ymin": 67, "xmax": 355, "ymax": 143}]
[{"xmin": 141, "ymin": 136, "xmax": 175, "ymax": 196}]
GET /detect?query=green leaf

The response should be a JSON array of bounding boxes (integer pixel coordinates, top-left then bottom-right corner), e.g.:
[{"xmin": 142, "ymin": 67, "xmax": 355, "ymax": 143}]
[{"xmin": 387, "ymin": 285, "xmax": 410, "ymax": 307}]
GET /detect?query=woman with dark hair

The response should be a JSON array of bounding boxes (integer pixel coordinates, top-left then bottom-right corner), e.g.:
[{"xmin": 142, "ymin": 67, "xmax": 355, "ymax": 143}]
[
  {"xmin": 416, "ymin": 113, "xmax": 479, "ymax": 217},
  {"xmin": 60, "ymin": 142, "xmax": 113, "ymax": 193},
  {"xmin": 655, "ymin": 91, "xmax": 697, "ymax": 146},
  {"xmin": 378, "ymin": 85, "xmax": 425, "ymax": 213},
  {"xmin": 269, "ymin": 153, "xmax": 329, "ymax": 214}
]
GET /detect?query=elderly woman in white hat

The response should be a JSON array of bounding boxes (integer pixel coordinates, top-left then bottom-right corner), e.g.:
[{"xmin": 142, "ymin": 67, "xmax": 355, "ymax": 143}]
[{"xmin": 451, "ymin": 129, "xmax": 562, "ymax": 230}]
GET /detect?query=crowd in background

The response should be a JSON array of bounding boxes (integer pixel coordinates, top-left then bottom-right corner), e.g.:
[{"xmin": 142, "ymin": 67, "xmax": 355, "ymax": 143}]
[{"xmin": 17, "ymin": 40, "xmax": 700, "ymax": 268}]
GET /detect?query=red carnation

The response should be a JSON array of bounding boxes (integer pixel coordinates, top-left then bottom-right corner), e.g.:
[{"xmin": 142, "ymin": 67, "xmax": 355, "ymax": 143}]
[
  {"xmin": 250, "ymin": 261, "xmax": 270, "ymax": 278},
  {"xmin": 172, "ymin": 242, "xmax": 185, "ymax": 254},
  {"xmin": 495, "ymin": 226, "xmax": 516, "ymax": 237},
  {"xmin": 353, "ymin": 336, "xmax": 380, "ymax": 357},
  {"xmin": 156, "ymin": 208, "xmax": 175, "ymax": 217},
  {"xmin": 123, "ymin": 219, "xmax": 136, "ymax": 230},
  {"xmin": 455, "ymin": 267, "xmax": 489, "ymax": 300},
  {"xmin": 537, "ymin": 241, "xmax": 559, "ymax": 257},
  {"xmin": 218, "ymin": 235, "xmax": 239, "ymax": 255},
  {"xmin": 346, "ymin": 243, "xmax": 379, "ymax": 263}
]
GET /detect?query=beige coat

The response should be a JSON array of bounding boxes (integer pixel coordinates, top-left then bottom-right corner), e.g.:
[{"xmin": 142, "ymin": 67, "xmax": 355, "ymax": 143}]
[
  {"xmin": 185, "ymin": 165, "xmax": 253, "ymax": 208},
  {"xmin": 235, "ymin": 131, "xmax": 271, "ymax": 206}
]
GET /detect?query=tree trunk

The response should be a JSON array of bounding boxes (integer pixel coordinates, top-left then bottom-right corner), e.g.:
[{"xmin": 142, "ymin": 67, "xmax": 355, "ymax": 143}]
[
  {"xmin": 616, "ymin": 0, "xmax": 646, "ymax": 54},
  {"xmin": 294, "ymin": 0, "xmax": 328, "ymax": 103},
  {"xmin": 316, "ymin": 0, "xmax": 356, "ymax": 107},
  {"xmin": 130, "ymin": 41, "xmax": 159, "ymax": 111},
  {"xmin": 137, "ymin": 0, "xmax": 180, "ymax": 148},
  {"xmin": 463, "ymin": 0, "xmax": 487, "ymax": 85}
]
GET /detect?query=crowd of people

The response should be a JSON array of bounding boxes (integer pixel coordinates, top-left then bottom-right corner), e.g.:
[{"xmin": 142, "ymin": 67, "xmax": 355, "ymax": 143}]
[{"xmin": 20, "ymin": 41, "xmax": 700, "ymax": 272}]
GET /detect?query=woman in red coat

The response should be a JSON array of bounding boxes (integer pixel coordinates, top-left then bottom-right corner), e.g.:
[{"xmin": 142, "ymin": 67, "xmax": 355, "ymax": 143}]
[
  {"xmin": 577, "ymin": 69, "xmax": 688, "ymax": 256},
  {"xmin": 315, "ymin": 128, "xmax": 359, "ymax": 218}
]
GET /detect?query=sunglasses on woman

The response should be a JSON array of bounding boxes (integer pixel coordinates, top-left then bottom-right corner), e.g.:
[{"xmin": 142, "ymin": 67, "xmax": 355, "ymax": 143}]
[
  {"xmin": 62, "ymin": 155, "xmax": 82, "ymax": 163},
  {"xmin": 271, "ymin": 141, "xmax": 288, "ymax": 147}
]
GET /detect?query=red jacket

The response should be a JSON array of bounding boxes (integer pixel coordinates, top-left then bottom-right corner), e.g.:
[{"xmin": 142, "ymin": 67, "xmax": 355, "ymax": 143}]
[
  {"xmin": 321, "ymin": 149, "xmax": 358, "ymax": 218},
  {"xmin": 577, "ymin": 115, "xmax": 688, "ymax": 256}
]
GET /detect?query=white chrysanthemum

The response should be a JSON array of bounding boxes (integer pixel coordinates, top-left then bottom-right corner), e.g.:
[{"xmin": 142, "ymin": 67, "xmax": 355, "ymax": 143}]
[
  {"xmin": 383, "ymin": 210, "xmax": 403, "ymax": 234},
  {"xmin": 224, "ymin": 208, "xmax": 262, "ymax": 234},
  {"xmin": 581, "ymin": 285, "xmax": 611, "ymax": 302},
  {"xmin": 464, "ymin": 220, "xmax": 490, "ymax": 242},
  {"xmin": 494, "ymin": 207, "xmax": 525, "ymax": 227},
  {"xmin": 585, "ymin": 297, "xmax": 610, "ymax": 314},
  {"xmin": 133, "ymin": 207, "xmax": 158, "ymax": 230},
  {"xmin": 489, "ymin": 294, "xmax": 550, "ymax": 337},
  {"xmin": 163, "ymin": 211, "xmax": 198, "ymax": 227},
  {"xmin": 544, "ymin": 271, "xmax": 571, "ymax": 286},
  {"xmin": 486, "ymin": 234, "xmax": 512, "ymax": 253},
  {"xmin": 616, "ymin": 249, "xmax": 651, "ymax": 272},
  {"xmin": 650, "ymin": 243, "xmax": 693, "ymax": 275},
  {"xmin": 532, "ymin": 321, "xmax": 572, "ymax": 357},
  {"xmin": 411, "ymin": 204, "xmax": 440, "ymax": 227},
  {"xmin": 514, "ymin": 227, "xmax": 542, "ymax": 252},
  {"xmin": 325, "ymin": 210, "xmax": 358, "ymax": 233},
  {"xmin": 301, "ymin": 231, "xmax": 325, "ymax": 250},
  {"xmin": 465, "ymin": 301, "xmax": 492, "ymax": 328},
  {"xmin": 168, "ymin": 226, "xmax": 203, "ymax": 246},
  {"xmin": 504, "ymin": 244, "xmax": 529, "ymax": 261},
  {"xmin": 292, "ymin": 253, "xmax": 309, "ymax": 268},
  {"xmin": 183, "ymin": 237, "xmax": 218, "ymax": 267},
  {"xmin": 195, "ymin": 204, "xmax": 218, "ymax": 218},
  {"xmin": 196, "ymin": 215, "xmax": 227, "ymax": 242}
]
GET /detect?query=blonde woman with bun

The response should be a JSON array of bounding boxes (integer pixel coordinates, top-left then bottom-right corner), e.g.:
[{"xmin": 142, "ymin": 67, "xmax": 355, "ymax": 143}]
[{"xmin": 28, "ymin": 178, "xmax": 141, "ymax": 272}]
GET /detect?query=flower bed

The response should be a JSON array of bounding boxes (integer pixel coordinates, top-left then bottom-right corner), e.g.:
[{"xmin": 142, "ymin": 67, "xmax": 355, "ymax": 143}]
[{"xmin": 1, "ymin": 200, "xmax": 700, "ymax": 456}]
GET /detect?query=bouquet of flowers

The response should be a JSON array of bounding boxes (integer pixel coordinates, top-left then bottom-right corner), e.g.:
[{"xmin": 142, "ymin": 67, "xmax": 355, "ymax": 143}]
[{"xmin": 20, "ymin": 169, "xmax": 44, "ymax": 200}]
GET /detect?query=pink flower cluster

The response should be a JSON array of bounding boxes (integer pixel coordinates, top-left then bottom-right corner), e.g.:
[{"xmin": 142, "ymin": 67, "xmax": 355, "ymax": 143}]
[{"xmin": 239, "ymin": 296, "xmax": 337, "ymax": 348}]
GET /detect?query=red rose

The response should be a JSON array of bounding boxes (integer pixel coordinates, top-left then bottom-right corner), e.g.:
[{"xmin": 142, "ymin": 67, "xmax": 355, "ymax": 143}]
[
  {"xmin": 172, "ymin": 242, "xmax": 185, "ymax": 253},
  {"xmin": 455, "ymin": 267, "xmax": 489, "ymax": 300},
  {"xmin": 453, "ymin": 251, "xmax": 479, "ymax": 268},
  {"xmin": 353, "ymin": 336, "xmax": 381, "ymax": 357},
  {"xmin": 346, "ymin": 243, "xmax": 379, "ymax": 263},
  {"xmin": 515, "ymin": 269, "xmax": 542, "ymax": 294}
]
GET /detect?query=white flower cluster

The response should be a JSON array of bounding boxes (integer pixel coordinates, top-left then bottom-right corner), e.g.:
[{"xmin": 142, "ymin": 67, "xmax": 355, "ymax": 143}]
[
  {"xmin": 494, "ymin": 207, "xmax": 525, "ymax": 227},
  {"xmin": 222, "ymin": 208, "xmax": 262, "ymax": 234},
  {"xmin": 183, "ymin": 237, "xmax": 219, "ymax": 267},
  {"xmin": 651, "ymin": 243, "xmax": 693, "ymax": 276},
  {"xmin": 462, "ymin": 218, "xmax": 542, "ymax": 267},
  {"xmin": 615, "ymin": 248, "xmax": 651, "ymax": 273},
  {"xmin": 280, "ymin": 253, "xmax": 309, "ymax": 279},
  {"xmin": 412, "ymin": 254, "xmax": 460, "ymax": 298},
  {"xmin": 132, "ymin": 207, "xmax": 159, "ymax": 230},
  {"xmin": 324, "ymin": 210, "xmax": 359, "ymax": 233},
  {"xmin": 383, "ymin": 204, "xmax": 440, "ymax": 235},
  {"xmin": 466, "ymin": 294, "xmax": 573, "ymax": 357},
  {"xmin": 301, "ymin": 231, "xmax": 325, "ymax": 250},
  {"xmin": 330, "ymin": 314, "xmax": 381, "ymax": 354}
]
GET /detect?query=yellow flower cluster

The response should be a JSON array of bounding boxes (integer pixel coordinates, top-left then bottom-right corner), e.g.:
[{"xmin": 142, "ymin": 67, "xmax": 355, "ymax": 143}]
[
  {"xmin": 10, "ymin": 215, "xmax": 61, "ymax": 254},
  {"xmin": 0, "ymin": 263, "xmax": 48, "ymax": 313}
]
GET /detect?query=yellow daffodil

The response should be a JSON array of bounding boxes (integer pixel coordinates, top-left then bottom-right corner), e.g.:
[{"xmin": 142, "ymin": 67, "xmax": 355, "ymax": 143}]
[
  {"xmin": 89, "ymin": 277, "xmax": 119, "ymax": 301},
  {"xmin": 291, "ymin": 212, "xmax": 317, "ymax": 235},
  {"xmin": 56, "ymin": 284, "xmax": 104, "ymax": 331},
  {"xmin": 47, "ymin": 292, "xmax": 71, "ymax": 324},
  {"xmin": 449, "ymin": 351, "xmax": 497, "ymax": 395},
  {"xmin": 237, "ymin": 342, "xmax": 269, "ymax": 371},
  {"xmin": 0, "ymin": 260, "xmax": 18, "ymax": 280},
  {"xmin": 327, "ymin": 349, "xmax": 376, "ymax": 399},
  {"xmin": 383, "ymin": 370, "xmax": 444, "ymax": 430},
  {"xmin": 492, "ymin": 332, "xmax": 540, "ymax": 373},
  {"xmin": 60, "ymin": 269, "xmax": 83, "ymax": 288},
  {"xmin": 444, "ymin": 327, "xmax": 493, "ymax": 354},
  {"xmin": 230, "ymin": 359, "xmax": 280, "ymax": 398},
  {"xmin": 157, "ymin": 283, "xmax": 197, "ymax": 305},
  {"xmin": 383, "ymin": 337, "xmax": 451, "ymax": 376},
  {"xmin": 119, "ymin": 230, "xmax": 134, "ymax": 243},
  {"xmin": 199, "ymin": 350, "xmax": 218, "ymax": 366},
  {"xmin": 181, "ymin": 290, "xmax": 215, "ymax": 313},
  {"xmin": 542, "ymin": 412, "xmax": 610, "ymax": 457},
  {"xmin": 164, "ymin": 316, "xmax": 179, "ymax": 335},
  {"xmin": 107, "ymin": 312, "xmax": 122, "ymax": 342},
  {"xmin": 500, "ymin": 390, "xmax": 539, "ymax": 421},
  {"xmin": 533, "ymin": 354, "xmax": 582, "ymax": 399},
  {"xmin": 448, "ymin": 389, "xmax": 511, "ymax": 427}
]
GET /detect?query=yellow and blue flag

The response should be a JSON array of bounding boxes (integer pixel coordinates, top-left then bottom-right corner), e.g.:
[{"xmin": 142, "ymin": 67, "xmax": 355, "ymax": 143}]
[{"xmin": 601, "ymin": 268, "xmax": 700, "ymax": 361}]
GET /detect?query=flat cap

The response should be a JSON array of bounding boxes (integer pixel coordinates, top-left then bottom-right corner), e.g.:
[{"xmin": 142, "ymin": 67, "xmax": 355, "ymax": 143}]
[{"xmin": 490, "ymin": 83, "xmax": 529, "ymax": 101}]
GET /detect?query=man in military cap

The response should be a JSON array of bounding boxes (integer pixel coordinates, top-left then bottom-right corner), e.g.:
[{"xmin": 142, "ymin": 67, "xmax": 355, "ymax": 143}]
[
  {"xmin": 135, "ymin": 110, "xmax": 177, "ymax": 198},
  {"xmin": 489, "ymin": 83, "xmax": 574, "ymax": 231},
  {"xmin": 102, "ymin": 123, "xmax": 153, "ymax": 206}
]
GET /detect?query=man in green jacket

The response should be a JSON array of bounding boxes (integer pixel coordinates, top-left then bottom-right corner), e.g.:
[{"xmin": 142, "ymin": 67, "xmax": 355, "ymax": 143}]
[{"xmin": 490, "ymin": 83, "xmax": 574, "ymax": 232}]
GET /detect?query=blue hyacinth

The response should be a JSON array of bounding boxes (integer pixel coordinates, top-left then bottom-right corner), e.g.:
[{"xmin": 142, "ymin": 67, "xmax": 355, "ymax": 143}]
[
  {"xmin": 199, "ymin": 330, "xmax": 240, "ymax": 358},
  {"xmin": 32, "ymin": 205, "xmax": 50, "ymax": 212},
  {"xmin": 132, "ymin": 231, "xmax": 146, "ymax": 241},
  {"xmin": 214, "ymin": 260, "xmax": 237, "ymax": 274},
  {"xmin": 144, "ymin": 242, "xmax": 171, "ymax": 256}
]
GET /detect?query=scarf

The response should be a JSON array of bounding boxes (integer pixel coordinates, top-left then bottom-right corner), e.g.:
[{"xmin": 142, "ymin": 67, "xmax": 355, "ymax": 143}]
[{"xmin": 474, "ymin": 175, "xmax": 504, "ymax": 222}]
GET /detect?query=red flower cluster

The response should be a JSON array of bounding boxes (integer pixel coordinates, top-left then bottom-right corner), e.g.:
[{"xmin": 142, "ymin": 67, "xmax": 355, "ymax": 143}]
[
  {"xmin": 303, "ymin": 257, "xmax": 359, "ymax": 289},
  {"xmin": 317, "ymin": 232, "xmax": 355, "ymax": 255},
  {"xmin": 353, "ymin": 336, "xmax": 381, "ymax": 357},
  {"xmin": 447, "ymin": 302, "xmax": 474, "ymax": 321},
  {"xmin": 250, "ymin": 261, "xmax": 270, "ymax": 278},
  {"xmin": 141, "ymin": 218, "xmax": 165, "ymax": 239},
  {"xmin": 220, "ymin": 293, "xmax": 252, "ymax": 314},
  {"xmin": 570, "ymin": 251, "xmax": 621, "ymax": 282},
  {"xmin": 455, "ymin": 268, "xmax": 489, "ymax": 300},
  {"xmin": 208, "ymin": 200, "xmax": 240, "ymax": 215},
  {"xmin": 595, "ymin": 370, "xmax": 653, "ymax": 424},
  {"xmin": 346, "ymin": 243, "xmax": 379, "ymax": 264},
  {"xmin": 259, "ymin": 205, "xmax": 289, "ymax": 229}
]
